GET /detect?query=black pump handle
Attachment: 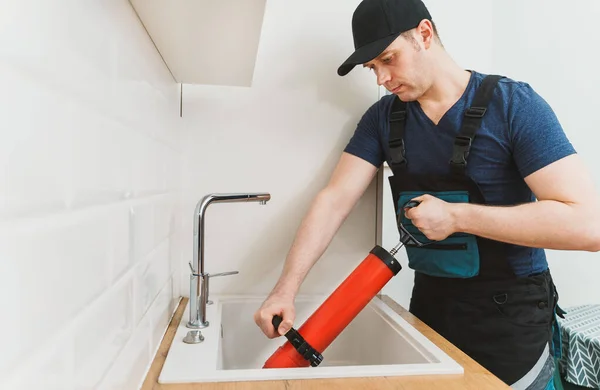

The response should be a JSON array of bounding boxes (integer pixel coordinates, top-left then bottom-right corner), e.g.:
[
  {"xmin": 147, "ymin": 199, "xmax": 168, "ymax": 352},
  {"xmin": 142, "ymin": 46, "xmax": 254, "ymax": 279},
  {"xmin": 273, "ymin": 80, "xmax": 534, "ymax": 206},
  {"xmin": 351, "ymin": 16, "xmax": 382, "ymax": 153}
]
[
  {"xmin": 272, "ymin": 314, "xmax": 284, "ymax": 332},
  {"xmin": 269, "ymin": 314, "xmax": 324, "ymax": 367},
  {"xmin": 403, "ymin": 200, "xmax": 421, "ymax": 210}
]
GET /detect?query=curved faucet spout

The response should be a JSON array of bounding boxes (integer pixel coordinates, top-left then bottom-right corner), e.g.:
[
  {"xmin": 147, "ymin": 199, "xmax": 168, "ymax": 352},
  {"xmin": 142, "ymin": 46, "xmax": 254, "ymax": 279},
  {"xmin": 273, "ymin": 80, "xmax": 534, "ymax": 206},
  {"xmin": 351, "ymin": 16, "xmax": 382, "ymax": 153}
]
[
  {"xmin": 193, "ymin": 193, "xmax": 271, "ymax": 275},
  {"xmin": 188, "ymin": 192, "xmax": 271, "ymax": 330}
]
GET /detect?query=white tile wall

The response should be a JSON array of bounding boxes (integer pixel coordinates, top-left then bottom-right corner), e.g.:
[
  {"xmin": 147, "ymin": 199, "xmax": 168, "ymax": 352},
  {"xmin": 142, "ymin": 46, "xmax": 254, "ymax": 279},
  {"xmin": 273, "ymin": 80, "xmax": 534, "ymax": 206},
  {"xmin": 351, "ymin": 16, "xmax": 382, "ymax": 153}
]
[
  {"xmin": 0, "ymin": 1, "xmax": 182, "ymax": 389},
  {"xmin": 96, "ymin": 314, "xmax": 153, "ymax": 390},
  {"xmin": 134, "ymin": 238, "xmax": 171, "ymax": 324}
]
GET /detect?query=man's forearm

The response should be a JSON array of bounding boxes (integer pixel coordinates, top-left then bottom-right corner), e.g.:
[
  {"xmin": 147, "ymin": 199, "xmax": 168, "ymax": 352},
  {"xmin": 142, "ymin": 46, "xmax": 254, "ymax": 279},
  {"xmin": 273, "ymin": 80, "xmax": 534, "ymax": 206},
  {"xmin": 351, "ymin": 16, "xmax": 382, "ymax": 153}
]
[
  {"xmin": 270, "ymin": 189, "xmax": 353, "ymax": 298},
  {"xmin": 452, "ymin": 200, "xmax": 600, "ymax": 251}
]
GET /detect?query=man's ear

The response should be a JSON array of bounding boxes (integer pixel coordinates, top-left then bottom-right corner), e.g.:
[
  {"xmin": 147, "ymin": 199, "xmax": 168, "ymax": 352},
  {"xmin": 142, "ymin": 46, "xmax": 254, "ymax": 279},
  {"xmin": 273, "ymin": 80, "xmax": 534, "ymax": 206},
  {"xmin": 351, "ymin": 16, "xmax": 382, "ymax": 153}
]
[{"xmin": 417, "ymin": 19, "xmax": 434, "ymax": 49}]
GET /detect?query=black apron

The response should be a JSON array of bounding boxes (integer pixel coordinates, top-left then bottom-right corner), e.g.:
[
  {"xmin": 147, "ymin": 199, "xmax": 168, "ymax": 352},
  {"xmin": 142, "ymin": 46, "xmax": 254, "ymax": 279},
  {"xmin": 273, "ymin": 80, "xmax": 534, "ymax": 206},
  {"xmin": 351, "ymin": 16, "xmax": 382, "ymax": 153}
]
[{"xmin": 387, "ymin": 75, "xmax": 561, "ymax": 386}]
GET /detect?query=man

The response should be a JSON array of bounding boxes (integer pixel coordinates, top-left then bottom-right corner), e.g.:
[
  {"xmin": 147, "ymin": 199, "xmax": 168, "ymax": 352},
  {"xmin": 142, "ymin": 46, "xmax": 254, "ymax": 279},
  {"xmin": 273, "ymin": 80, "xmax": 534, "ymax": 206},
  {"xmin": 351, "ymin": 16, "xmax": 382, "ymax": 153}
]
[{"xmin": 254, "ymin": 0, "xmax": 600, "ymax": 388}]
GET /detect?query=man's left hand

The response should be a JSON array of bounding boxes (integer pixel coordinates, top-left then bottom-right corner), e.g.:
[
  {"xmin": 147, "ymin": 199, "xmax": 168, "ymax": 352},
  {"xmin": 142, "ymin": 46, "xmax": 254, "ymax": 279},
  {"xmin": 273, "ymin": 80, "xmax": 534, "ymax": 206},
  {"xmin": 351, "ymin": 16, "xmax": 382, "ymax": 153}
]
[{"xmin": 404, "ymin": 194, "xmax": 459, "ymax": 241}]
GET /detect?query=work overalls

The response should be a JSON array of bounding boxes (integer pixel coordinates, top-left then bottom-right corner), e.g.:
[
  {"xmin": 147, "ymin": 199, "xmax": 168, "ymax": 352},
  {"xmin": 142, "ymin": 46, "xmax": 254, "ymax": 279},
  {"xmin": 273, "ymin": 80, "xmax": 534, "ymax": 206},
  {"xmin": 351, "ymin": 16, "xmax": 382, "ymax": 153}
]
[{"xmin": 387, "ymin": 75, "xmax": 563, "ymax": 389}]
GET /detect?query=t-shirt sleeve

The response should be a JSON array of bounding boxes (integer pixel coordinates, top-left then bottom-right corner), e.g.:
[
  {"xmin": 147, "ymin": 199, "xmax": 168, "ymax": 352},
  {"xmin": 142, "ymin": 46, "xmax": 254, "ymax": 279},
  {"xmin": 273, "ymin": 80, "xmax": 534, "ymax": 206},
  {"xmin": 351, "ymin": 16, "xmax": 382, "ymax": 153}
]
[
  {"xmin": 508, "ymin": 83, "xmax": 576, "ymax": 178},
  {"xmin": 343, "ymin": 101, "xmax": 385, "ymax": 168}
]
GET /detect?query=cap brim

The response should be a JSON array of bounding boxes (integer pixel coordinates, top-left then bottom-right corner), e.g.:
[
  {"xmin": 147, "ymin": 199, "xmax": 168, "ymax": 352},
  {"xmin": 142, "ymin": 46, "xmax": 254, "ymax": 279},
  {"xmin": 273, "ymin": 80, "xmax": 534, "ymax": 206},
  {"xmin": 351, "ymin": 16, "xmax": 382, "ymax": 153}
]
[{"xmin": 337, "ymin": 32, "xmax": 402, "ymax": 76}]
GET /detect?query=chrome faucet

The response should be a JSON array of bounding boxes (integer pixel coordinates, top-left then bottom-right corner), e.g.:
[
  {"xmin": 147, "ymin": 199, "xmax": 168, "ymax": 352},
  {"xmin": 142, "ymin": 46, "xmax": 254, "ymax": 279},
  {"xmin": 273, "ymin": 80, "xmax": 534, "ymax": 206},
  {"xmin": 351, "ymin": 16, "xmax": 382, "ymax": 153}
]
[{"xmin": 186, "ymin": 193, "xmax": 271, "ymax": 331}]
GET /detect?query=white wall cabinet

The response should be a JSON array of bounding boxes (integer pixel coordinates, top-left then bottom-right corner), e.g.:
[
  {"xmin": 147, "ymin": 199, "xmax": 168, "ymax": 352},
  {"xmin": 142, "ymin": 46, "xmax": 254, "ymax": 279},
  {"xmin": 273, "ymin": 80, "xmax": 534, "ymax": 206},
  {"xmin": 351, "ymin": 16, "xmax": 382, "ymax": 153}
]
[{"xmin": 129, "ymin": 0, "xmax": 266, "ymax": 86}]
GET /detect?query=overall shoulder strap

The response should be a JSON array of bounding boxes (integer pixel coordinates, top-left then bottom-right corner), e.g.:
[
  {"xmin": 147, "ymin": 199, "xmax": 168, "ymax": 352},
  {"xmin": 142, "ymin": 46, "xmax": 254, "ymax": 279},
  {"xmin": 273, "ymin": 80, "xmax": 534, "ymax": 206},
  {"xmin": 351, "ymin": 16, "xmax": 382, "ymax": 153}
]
[
  {"xmin": 388, "ymin": 96, "xmax": 408, "ymax": 174},
  {"xmin": 450, "ymin": 74, "xmax": 505, "ymax": 174}
]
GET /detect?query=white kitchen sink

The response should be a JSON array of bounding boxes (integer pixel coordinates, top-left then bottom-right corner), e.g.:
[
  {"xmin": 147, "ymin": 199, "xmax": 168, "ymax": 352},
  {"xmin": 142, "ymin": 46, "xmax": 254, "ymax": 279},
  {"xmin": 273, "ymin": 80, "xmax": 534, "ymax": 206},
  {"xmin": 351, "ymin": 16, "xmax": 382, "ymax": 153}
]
[{"xmin": 158, "ymin": 295, "xmax": 463, "ymax": 383}]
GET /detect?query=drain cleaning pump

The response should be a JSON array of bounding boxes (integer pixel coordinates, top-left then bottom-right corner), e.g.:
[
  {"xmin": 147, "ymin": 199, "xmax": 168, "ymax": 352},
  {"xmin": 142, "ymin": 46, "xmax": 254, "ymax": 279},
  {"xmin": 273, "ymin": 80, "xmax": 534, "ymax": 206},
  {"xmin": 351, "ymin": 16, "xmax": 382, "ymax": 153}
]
[
  {"xmin": 262, "ymin": 245, "xmax": 402, "ymax": 368},
  {"xmin": 262, "ymin": 200, "xmax": 421, "ymax": 369}
]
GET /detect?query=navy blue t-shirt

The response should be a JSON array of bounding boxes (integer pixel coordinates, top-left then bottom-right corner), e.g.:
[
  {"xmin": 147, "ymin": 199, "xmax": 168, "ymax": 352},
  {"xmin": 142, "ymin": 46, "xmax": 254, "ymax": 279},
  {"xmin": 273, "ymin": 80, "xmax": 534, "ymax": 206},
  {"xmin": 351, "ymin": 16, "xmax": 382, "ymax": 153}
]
[{"xmin": 344, "ymin": 70, "xmax": 576, "ymax": 277}]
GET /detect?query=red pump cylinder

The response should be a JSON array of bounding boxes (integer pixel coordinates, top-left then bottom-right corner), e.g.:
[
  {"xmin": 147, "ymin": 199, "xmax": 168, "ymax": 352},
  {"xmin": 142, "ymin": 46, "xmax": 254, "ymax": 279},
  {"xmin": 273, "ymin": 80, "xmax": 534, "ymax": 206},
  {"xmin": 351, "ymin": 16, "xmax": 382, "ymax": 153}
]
[{"xmin": 263, "ymin": 245, "xmax": 401, "ymax": 369}]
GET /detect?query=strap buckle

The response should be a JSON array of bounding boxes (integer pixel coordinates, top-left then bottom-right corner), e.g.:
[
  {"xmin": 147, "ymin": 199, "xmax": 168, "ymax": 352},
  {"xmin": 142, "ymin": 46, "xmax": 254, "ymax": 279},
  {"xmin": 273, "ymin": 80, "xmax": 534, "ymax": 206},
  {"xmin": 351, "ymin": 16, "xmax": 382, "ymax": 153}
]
[
  {"xmin": 455, "ymin": 135, "xmax": 472, "ymax": 148},
  {"xmin": 389, "ymin": 137, "xmax": 405, "ymax": 150},
  {"xmin": 465, "ymin": 107, "xmax": 487, "ymax": 118},
  {"xmin": 450, "ymin": 136, "xmax": 472, "ymax": 167},
  {"xmin": 388, "ymin": 138, "xmax": 407, "ymax": 167}
]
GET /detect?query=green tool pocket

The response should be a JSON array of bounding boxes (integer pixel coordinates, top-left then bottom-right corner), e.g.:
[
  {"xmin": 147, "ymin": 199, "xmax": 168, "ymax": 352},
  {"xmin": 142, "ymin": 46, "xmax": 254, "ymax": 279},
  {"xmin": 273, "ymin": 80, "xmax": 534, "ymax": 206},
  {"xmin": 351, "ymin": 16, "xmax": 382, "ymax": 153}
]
[{"xmin": 397, "ymin": 191, "xmax": 480, "ymax": 278}]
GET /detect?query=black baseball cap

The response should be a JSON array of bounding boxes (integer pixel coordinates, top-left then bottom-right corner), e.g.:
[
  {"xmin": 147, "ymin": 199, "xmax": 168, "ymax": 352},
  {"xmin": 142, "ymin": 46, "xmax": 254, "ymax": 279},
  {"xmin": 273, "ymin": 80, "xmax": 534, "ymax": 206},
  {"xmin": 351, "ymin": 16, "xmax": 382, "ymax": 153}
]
[{"xmin": 337, "ymin": 0, "xmax": 432, "ymax": 76}]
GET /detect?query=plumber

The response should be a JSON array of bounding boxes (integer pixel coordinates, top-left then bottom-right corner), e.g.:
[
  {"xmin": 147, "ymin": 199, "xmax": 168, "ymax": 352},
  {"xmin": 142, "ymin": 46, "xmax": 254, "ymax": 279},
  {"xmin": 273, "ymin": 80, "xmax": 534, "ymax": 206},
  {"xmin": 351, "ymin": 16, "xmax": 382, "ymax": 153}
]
[{"xmin": 255, "ymin": 0, "xmax": 600, "ymax": 388}]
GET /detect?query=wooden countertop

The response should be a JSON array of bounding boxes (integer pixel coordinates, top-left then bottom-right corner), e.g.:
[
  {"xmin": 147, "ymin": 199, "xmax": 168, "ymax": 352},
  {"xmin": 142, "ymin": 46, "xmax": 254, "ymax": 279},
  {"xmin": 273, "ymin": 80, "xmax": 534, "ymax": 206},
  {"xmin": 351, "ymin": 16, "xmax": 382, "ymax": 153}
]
[{"xmin": 142, "ymin": 296, "xmax": 510, "ymax": 390}]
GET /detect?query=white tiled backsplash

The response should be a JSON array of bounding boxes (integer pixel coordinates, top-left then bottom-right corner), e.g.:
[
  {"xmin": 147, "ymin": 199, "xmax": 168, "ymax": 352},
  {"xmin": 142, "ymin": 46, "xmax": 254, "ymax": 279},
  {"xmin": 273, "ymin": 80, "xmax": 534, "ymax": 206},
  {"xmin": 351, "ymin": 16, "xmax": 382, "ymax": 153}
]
[{"xmin": 0, "ymin": 1, "xmax": 182, "ymax": 389}]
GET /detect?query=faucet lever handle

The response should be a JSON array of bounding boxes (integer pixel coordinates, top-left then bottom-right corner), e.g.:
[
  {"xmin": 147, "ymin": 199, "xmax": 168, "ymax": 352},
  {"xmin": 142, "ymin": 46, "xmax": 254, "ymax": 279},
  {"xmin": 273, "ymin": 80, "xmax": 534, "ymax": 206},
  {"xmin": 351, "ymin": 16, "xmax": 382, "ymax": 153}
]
[
  {"xmin": 204, "ymin": 271, "xmax": 239, "ymax": 306},
  {"xmin": 207, "ymin": 271, "xmax": 239, "ymax": 278}
]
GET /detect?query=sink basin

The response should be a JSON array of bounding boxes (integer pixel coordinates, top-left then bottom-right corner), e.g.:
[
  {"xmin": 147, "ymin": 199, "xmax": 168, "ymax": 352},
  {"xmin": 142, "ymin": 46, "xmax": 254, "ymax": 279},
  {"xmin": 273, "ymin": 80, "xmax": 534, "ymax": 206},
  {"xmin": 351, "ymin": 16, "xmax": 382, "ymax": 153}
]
[{"xmin": 158, "ymin": 295, "xmax": 463, "ymax": 383}]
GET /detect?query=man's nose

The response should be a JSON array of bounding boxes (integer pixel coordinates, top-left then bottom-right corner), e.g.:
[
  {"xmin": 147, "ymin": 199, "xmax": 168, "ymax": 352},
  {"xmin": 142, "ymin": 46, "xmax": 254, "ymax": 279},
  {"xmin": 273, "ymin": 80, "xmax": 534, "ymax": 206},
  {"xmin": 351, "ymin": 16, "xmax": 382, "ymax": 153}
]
[{"xmin": 376, "ymin": 69, "xmax": 391, "ymax": 86}]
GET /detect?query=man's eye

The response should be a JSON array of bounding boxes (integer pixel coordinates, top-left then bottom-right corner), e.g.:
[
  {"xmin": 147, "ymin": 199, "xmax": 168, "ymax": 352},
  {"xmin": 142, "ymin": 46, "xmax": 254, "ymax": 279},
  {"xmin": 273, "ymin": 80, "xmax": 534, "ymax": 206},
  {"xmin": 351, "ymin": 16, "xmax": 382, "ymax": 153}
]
[{"xmin": 382, "ymin": 56, "xmax": 392, "ymax": 63}]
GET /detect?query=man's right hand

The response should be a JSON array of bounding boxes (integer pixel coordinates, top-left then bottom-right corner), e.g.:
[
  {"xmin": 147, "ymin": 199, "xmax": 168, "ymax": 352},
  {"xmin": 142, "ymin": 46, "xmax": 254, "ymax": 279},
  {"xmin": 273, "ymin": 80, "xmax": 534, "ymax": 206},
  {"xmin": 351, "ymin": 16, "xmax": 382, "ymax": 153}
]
[{"xmin": 254, "ymin": 293, "xmax": 296, "ymax": 338}]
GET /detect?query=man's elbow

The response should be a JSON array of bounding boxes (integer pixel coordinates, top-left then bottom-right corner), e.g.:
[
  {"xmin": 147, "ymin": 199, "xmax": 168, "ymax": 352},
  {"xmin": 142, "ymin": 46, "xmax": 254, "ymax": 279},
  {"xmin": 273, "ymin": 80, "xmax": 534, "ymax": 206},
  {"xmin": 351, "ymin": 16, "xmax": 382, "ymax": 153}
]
[
  {"xmin": 585, "ymin": 234, "xmax": 600, "ymax": 252},
  {"xmin": 582, "ymin": 219, "xmax": 600, "ymax": 252}
]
